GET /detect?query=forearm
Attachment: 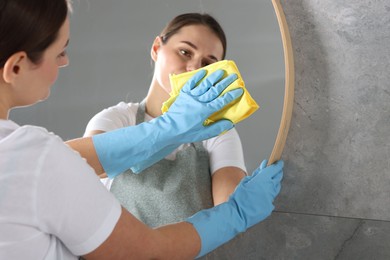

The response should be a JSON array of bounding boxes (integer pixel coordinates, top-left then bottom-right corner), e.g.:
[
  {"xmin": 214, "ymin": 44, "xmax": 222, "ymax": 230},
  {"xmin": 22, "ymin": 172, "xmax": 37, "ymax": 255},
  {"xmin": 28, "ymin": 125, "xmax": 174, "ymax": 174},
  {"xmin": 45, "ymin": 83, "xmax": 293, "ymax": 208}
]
[
  {"xmin": 212, "ymin": 167, "xmax": 246, "ymax": 205},
  {"xmin": 68, "ymin": 122, "xmax": 177, "ymax": 177},
  {"xmin": 83, "ymin": 207, "xmax": 200, "ymax": 260},
  {"xmin": 152, "ymin": 222, "xmax": 201, "ymax": 259},
  {"xmin": 69, "ymin": 122, "xmax": 168, "ymax": 177},
  {"xmin": 65, "ymin": 137, "xmax": 105, "ymax": 175}
]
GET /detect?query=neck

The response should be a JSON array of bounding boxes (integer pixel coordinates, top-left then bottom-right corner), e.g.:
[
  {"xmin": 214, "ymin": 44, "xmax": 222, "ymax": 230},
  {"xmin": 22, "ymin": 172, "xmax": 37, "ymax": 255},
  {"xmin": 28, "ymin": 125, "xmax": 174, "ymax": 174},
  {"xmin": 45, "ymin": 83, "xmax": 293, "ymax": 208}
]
[
  {"xmin": 0, "ymin": 83, "xmax": 10, "ymax": 120},
  {"xmin": 0, "ymin": 103, "xmax": 9, "ymax": 120},
  {"xmin": 144, "ymin": 80, "xmax": 170, "ymax": 118}
]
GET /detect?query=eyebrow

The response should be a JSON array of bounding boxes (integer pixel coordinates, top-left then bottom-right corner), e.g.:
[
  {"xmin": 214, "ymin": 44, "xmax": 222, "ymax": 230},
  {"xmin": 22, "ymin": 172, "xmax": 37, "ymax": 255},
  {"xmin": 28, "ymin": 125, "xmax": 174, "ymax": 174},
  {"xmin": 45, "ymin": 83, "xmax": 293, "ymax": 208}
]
[{"xmin": 181, "ymin": 40, "xmax": 219, "ymax": 62}]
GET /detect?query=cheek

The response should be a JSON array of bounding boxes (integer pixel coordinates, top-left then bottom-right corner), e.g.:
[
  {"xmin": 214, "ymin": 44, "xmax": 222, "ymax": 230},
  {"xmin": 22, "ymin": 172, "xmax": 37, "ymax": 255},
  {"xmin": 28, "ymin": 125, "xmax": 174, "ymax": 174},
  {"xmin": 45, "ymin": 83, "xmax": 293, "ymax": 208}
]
[
  {"xmin": 155, "ymin": 56, "xmax": 175, "ymax": 93},
  {"xmin": 43, "ymin": 63, "xmax": 59, "ymax": 85}
]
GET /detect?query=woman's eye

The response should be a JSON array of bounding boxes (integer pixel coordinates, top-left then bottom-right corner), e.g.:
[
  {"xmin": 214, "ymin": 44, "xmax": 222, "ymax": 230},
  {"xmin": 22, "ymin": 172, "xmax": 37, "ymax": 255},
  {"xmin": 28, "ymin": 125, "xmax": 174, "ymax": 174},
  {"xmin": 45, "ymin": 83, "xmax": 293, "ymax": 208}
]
[
  {"xmin": 180, "ymin": 49, "xmax": 191, "ymax": 57},
  {"xmin": 202, "ymin": 59, "xmax": 215, "ymax": 67},
  {"xmin": 58, "ymin": 50, "xmax": 67, "ymax": 58}
]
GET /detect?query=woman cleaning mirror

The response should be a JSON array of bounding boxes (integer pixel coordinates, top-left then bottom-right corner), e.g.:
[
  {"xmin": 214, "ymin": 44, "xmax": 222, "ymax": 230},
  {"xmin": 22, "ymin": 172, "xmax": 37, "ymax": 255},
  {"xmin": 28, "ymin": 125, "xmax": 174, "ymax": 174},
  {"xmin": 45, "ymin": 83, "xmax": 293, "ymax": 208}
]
[
  {"xmin": 11, "ymin": 0, "xmax": 289, "ymax": 172},
  {"xmin": 8, "ymin": 0, "xmax": 293, "ymax": 258}
]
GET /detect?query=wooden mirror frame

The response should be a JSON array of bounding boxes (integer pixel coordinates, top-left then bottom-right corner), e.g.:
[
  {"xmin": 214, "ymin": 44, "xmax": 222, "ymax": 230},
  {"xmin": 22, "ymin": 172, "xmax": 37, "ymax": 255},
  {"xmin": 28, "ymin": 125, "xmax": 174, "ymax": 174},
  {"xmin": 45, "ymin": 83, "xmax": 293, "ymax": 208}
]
[{"xmin": 268, "ymin": 0, "xmax": 295, "ymax": 165}]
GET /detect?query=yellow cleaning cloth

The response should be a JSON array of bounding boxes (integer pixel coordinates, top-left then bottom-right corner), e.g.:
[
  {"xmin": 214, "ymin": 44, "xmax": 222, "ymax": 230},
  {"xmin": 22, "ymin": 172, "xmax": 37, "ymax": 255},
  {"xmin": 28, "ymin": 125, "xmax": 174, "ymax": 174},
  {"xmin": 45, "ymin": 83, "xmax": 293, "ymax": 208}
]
[{"xmin": 161, "ymin": 60, "xmax": 259, "ymax": 125}]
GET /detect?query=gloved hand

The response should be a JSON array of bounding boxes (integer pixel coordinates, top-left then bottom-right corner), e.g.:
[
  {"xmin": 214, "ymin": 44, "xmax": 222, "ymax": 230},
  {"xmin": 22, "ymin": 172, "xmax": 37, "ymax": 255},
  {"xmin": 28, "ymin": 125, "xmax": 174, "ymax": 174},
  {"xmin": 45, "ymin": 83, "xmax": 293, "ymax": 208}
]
[
  {"xmin": 93, "ymin": 69, "xmax": 244, "ymax": 177},
  {"xmin": 186, "ymin": 159, "xmax": 284, "ymax": 258},
  {"xmin": 130, "ymin": 69, "xmax": 243, "ymax": 173},
  {"xmin": 156, "ymin": 69, "xmax": 243, "ymax": 143}
]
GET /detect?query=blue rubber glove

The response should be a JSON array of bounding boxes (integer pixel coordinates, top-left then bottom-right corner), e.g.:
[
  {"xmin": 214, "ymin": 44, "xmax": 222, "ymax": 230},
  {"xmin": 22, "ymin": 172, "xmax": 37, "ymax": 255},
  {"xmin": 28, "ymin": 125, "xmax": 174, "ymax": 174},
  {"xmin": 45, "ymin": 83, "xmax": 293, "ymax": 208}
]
[
  {"xmin": 130, "ymin": 69, "xmax": 242, "ymax": 173},
  {"xmin": 93, "ymin": 69, "xmax": 244, "ymax": 177},
  {"xmin": 186, "ymin": 159, "xmax": 284, "ymax": 258},
  {"xmin": 130, "ymin": 143, "xmax": 177, "ymax": 173}
]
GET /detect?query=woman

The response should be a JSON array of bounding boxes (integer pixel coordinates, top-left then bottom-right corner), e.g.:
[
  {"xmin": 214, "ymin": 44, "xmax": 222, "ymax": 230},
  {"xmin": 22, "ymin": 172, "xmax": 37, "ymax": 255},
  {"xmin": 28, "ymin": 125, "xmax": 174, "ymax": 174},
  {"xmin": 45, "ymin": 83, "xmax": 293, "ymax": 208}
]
[
  {"xmin": 84, "ymin": 13, "xmax": 248, "ymax": 228},
  {"xmin": 0, "ymin": 1, "xmax": 284, "ymax": 259}
]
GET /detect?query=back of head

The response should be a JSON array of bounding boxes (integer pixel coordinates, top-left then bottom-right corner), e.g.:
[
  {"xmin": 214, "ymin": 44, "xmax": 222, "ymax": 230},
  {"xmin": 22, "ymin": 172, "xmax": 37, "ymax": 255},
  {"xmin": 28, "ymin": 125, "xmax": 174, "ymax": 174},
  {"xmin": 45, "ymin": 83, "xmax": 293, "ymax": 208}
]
[
  {"xmin": 0, "ymin": 0, "xmax": 72, "ymax": 68},
  {"xmin": 160, "ymin": 13, "xmax": 227, "ymax": 59}
]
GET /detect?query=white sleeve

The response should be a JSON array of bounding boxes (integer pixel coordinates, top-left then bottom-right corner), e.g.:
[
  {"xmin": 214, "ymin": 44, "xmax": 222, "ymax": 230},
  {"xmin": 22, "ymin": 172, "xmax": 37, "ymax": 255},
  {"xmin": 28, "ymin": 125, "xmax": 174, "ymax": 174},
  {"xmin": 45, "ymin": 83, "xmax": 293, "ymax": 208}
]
[
  {"xmin": 36, "ymin": 133, "xmax": 122, "ymax": 256},
  {"xmin": 204, "ymin": 127, "xmax": 247, "ymax": 175},
  {"xmin": 84, "ymin": 102, "xmax": 138, "ymax": 134}
]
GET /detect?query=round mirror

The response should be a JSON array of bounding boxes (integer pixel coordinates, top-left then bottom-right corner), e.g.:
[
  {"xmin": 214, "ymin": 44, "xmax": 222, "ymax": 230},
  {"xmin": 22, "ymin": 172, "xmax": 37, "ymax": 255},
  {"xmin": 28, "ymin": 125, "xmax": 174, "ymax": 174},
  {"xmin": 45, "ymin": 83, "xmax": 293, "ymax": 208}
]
[{"xmin": 10, "ymin": 0, "xmax": 294, "ymax": 173}]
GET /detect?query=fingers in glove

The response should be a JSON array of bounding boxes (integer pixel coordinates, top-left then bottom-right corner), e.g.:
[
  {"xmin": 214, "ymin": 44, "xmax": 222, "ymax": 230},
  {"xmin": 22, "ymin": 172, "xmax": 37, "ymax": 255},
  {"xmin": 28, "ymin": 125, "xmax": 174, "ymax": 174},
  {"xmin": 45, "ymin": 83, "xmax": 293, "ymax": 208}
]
[
  {"xmin": 272, "ymin": 168, "xmax": 284, "ymax": 182},
  {"xmin": 264, "ymin": 160, "xmax": 284, "ymax": 178},
  {"xmin": 260, "ymin": 159, "xmax": 268, "ymax": 170},
  {"xmin": 190, "ymin": 70, "xmax": 225, "ymax": 96},
  {"xmin": 207, "ymin": 88, "xmax": 243, "ymax": 112},
  {"xmin": 250, "ymin": 159, "xmax": 283, "ymax": 181},
  {"xmin": 272, "ymin": 170, "xmax": 283, "ymax": 196},
  {"xmin": 198, "ymin": 74, "xmax": 238, "ymax": 102},
  {"xmin": 182, "ymin": 69, "xmax": 207, "ymax": 93},
  {"xmin": 274, "ymin": 182, "xmax": 282, "ymax": 196}
]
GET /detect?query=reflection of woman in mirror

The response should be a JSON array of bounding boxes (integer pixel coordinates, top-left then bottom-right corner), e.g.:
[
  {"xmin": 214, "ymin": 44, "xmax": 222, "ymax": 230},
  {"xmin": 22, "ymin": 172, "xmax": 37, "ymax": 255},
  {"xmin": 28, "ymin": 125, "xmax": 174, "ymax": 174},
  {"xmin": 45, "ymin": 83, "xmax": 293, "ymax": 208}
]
[
  {"xmin": 1, "ymin": 1, "xmax": 284, "ymax": 257},
  {"xmin": 84, "ymin": 13, "xmax": 247, "ymax": 227}
]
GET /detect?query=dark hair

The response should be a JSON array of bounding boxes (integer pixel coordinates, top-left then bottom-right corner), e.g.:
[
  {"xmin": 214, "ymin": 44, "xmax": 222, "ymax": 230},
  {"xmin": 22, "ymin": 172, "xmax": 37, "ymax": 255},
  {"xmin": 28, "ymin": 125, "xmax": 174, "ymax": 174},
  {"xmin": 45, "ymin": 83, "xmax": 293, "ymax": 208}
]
[
  {"xmin": 0, "ymin": 0, "xmax": 72, "ymax": 68},
  {"xmin": 160, "ymin": 13, "xmax": 227, "ymax": 59}
]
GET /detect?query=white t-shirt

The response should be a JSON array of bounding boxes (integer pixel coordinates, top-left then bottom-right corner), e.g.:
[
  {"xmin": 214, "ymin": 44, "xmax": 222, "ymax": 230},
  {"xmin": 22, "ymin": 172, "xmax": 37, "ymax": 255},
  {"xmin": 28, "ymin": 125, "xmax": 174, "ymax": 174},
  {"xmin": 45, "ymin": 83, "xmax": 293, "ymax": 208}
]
[
  {"xmin": 0, "ymin": 120, "xmax": 121, "ymax": 260},
  {"xmin": 85, "ymin": 102, "xmax": 247, "ymax": 188}
]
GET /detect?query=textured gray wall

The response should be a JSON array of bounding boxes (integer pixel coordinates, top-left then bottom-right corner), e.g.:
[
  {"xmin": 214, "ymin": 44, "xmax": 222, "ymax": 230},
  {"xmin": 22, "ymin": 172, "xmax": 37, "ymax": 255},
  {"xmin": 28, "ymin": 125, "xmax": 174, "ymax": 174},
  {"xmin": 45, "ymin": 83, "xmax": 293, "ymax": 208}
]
[
  {"xmin": 10, "ymin": 0, "xmax": 390, "ymax": 259},
  {"xmin": 205, "ymin": 1, "xmax": 390, "ymax": 259}
]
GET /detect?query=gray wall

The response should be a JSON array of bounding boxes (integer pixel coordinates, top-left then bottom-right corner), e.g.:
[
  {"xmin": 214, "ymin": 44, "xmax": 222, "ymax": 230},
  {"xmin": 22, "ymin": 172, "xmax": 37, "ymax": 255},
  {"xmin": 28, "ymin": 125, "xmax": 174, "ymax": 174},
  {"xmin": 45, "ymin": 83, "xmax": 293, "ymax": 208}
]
[
  {"xmin": 205, "ymin": 1, "xmax": 390, "ymax": 259},
  {"xmin": 10, "ymin": 0, "xmax": 390, "ymax": 259}
]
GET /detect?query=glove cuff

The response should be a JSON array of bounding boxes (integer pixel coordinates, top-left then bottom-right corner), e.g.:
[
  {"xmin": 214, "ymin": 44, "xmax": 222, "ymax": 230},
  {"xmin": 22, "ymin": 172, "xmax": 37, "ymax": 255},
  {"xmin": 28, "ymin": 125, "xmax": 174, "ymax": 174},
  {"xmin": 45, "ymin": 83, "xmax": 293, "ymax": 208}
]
[
  {"xmin": 186, "ymin": 201, "xmax": 245, "ymax": 258},
  {"xmin": 93, "ymin": 121, "xmax": 165, "ymax": 177}
]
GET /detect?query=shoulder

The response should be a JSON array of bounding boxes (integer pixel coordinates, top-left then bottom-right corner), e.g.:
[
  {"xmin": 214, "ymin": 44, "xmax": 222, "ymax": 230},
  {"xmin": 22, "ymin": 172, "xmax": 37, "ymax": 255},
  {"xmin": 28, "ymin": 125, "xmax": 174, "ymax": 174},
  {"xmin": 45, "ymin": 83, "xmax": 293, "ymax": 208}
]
[
  {"xmin": 4, "ymin": 125, "xmax": 63, "ymax": 153},
  {"xmin": 86, "ymin": 102, "xmax": 139, "ymax": 131},
  {"xmin": 16, "ymin": 126, "xmax": 88, "ymax": 172},
  {"xmin": 97, "ymin": 102, "xmax": 139, "ymax": 119},
  {"xmin": 8, "ymin": 125, "xmax": 89, "ymax": 175}
]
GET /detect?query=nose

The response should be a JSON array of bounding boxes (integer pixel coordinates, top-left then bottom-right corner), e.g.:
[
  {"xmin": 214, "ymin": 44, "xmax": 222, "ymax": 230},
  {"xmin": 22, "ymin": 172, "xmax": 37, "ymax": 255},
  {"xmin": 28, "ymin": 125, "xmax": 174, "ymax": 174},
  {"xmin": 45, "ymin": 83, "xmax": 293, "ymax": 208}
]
[{"xmin": 186, "ymin": 59, "xmax": 202, "ymax": 72}]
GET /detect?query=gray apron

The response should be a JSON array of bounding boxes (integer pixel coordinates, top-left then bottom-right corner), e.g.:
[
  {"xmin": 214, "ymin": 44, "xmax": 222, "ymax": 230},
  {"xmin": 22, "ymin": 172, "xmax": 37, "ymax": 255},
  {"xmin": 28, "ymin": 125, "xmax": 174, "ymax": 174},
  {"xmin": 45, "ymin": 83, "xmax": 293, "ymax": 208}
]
[{"xmin": 110, "ymin": 101, "xmax": 213, "ymax": 228}]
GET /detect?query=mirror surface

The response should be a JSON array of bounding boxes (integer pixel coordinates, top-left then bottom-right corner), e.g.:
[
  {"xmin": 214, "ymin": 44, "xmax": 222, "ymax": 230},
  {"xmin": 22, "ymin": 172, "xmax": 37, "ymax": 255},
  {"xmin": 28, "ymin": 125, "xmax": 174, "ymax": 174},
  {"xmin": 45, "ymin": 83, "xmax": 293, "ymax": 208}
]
[{"xmin": 10, "ymin": 0, "xmax": 285, "ymax": 173}]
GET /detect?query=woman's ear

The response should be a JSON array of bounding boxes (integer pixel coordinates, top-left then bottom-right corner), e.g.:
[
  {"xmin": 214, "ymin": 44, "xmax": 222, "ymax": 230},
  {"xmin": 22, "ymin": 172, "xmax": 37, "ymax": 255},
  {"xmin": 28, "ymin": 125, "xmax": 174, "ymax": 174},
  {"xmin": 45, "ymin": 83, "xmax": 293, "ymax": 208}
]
[
  {"xmin": 2, "ymin": 52, "xmax": 28, "ymax": 84},
  {"xmin": 150, "ymin": 36, "xmax": 162, "ymax": 62}
]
